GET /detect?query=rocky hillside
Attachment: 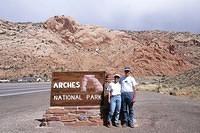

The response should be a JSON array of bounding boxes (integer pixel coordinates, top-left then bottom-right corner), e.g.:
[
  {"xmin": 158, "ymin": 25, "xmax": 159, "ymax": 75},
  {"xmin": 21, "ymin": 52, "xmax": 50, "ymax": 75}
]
[{"xmin": 0, "ymin": 15, "xmax": 200, "ymax": 79}]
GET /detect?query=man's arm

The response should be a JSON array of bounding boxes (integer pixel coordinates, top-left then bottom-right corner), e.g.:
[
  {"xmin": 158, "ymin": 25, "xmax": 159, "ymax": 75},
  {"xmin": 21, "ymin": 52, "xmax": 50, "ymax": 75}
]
[
  {"xmin": 132, "ymin": 77, "xmax": 138, "ymax": 103},
  {"xmin": 132, "ymin": 86, "xmax": 136, "ymax": 103}
]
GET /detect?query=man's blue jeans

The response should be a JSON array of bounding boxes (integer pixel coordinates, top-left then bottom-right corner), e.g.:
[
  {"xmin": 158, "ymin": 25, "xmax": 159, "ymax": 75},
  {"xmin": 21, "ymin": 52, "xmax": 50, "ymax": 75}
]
[
  {"xmin": 121, "ymin": 92, "xmax": 136, "ymax": 125},
  {"xmin": 107, "ymin": 95, "xmax": 121, "ymax": 124}
]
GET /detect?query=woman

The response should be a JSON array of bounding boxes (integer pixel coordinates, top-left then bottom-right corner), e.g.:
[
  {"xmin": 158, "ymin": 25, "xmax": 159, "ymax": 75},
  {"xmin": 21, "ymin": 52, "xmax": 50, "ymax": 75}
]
[{"xmin": 107, "ymin": 74, "xmax": 121, "ymax": 127}]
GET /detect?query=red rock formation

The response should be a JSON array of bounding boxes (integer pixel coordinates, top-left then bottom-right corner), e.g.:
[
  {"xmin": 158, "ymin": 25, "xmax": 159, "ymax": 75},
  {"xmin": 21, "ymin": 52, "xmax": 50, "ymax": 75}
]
[{"xmin": 0, "ymin": 16, "xmax": 200, "ymax": 79}]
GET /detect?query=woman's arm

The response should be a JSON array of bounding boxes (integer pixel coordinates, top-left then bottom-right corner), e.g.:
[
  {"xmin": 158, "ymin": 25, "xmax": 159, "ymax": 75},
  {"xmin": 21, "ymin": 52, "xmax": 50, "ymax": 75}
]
[
  {"xmin": 132, "ymin": 86, "xmax": 136, "ymax": 103},
  {"xmin": 108, "ymin": 91, "xmax": 111, "ymax": 103}
]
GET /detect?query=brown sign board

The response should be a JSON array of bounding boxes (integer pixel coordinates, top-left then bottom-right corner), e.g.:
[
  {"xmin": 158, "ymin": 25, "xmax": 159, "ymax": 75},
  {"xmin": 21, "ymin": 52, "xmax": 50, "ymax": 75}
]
[{"xmin": 50, "ymin": 71, "xmax": 106, "ymax": 106}]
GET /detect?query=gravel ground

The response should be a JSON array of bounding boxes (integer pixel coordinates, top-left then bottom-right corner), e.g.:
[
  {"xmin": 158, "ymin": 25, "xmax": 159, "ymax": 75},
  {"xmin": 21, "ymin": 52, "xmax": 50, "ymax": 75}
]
[{"xmin": 0, "ymin": 88, "xmax": 200, "ymax": 133}]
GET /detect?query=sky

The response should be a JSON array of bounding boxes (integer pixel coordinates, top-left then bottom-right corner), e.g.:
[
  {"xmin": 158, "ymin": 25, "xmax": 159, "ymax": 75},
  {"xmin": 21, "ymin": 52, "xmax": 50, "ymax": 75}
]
[{"xmin": 0, "ymin": 0, "xmax": 200, "ymax": 33}]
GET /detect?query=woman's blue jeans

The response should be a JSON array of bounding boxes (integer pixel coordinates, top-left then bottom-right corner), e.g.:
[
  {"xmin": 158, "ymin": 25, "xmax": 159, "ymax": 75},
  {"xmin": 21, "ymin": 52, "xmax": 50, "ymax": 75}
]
[{"xmin": 107, "ymin": 95, "xmax": 121, "ymax": 124}]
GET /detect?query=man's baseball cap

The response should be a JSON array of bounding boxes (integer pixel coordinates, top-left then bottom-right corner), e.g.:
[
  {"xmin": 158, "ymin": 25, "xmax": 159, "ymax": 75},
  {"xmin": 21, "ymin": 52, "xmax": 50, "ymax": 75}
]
[
  {"xmin": 114, "ymin": 74, "xmax": 120, "ymax": 78},
  {"xmin": 124, "ymin": 67, "xmax": 131, "ymax": 71}
]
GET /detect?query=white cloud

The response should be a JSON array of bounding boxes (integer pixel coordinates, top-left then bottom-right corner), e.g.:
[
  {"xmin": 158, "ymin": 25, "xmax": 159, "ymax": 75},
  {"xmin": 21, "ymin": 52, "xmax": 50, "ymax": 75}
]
[{"xmin": 0, "ymin": 0, "xmax": 199, "ymax": 33}]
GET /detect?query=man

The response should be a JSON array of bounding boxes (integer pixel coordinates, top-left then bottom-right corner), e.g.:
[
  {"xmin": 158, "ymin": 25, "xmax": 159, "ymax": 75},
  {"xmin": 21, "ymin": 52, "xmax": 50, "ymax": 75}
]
[
  {"xmin": 120, "ymin": 67, "xmax": 138, "ymax": 128},
  {"xmin": 107, "ymin": 74, "xmax": 121, "ymax": 128}
]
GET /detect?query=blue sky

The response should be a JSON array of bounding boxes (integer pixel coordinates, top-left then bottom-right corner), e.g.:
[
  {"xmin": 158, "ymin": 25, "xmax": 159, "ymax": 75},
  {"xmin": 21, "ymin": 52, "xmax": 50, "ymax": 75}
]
[{"xmin": 0, "ymin": 0, "xmax": 200, "ymax": 33}]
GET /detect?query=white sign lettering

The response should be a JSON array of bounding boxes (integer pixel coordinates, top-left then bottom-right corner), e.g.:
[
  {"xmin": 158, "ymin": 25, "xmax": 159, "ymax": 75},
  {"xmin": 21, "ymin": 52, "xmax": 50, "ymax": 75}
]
[{"xmin": 53, "ymin": 82, "xmax": 80, "ymax": 89}]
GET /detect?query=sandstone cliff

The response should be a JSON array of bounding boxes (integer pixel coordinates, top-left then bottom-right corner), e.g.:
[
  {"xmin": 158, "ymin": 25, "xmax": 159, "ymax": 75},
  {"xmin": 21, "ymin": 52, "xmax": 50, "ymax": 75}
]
[{"xmin": 0, "ymin": 16, "xmax": 200, "ymax": 79}]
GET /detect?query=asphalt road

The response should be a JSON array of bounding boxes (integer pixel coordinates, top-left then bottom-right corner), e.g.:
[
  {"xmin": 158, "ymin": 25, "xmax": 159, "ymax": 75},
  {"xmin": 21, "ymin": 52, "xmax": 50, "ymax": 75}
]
[
  {"xmin": 0, "ymin": 83, "xmax": 200, "ymax": 133},
  {"xmin": 0, "ymin": 82, "xmax": 50, "ymax": 96}
]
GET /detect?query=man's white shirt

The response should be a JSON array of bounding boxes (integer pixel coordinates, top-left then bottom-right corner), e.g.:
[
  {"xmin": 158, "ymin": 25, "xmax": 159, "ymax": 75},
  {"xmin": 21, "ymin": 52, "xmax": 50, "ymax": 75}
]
[
  {"xmin": 120, "ymin": 76, "xmax": 138, "ymax": 93},
  {"xmin": 107, "ymin": 82, "xmax": 121, "ymax": 96}
]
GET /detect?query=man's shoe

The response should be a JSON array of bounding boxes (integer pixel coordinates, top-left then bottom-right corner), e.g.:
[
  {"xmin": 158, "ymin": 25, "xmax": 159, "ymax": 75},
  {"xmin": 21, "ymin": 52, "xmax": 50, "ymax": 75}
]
[
  {"xmin": 134, "ymin": 123, "xmax": 139, "ymax": 128},
  {"xmin": 129, "ymin": 123, "xmax": 134, "ymax": 128},
  {"xmin": 129, "ymin": 123, "xmax": 139, "ymax": 128}
]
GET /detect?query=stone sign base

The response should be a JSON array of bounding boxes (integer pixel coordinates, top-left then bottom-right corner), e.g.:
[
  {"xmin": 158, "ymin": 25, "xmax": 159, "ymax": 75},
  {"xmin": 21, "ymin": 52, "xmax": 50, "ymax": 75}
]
[{"xmin": 43, "ymin": 106, "xmax": 105, "ymax": 126}]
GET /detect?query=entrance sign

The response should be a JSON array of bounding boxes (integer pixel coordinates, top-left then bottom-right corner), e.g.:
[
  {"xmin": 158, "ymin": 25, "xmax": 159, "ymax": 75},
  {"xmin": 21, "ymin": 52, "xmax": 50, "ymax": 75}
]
[{"xmin": 50, "ymin": 71, "xmax": 105, "ymax": 106}]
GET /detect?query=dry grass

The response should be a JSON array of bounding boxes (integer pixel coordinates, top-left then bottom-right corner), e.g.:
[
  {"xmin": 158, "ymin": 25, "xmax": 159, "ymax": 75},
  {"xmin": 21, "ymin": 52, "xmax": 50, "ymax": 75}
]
[{"xmin": 137, "ymin": 84, "xmax": 200, "ymax": 100}]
